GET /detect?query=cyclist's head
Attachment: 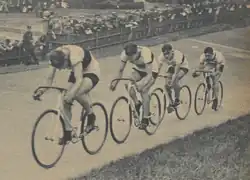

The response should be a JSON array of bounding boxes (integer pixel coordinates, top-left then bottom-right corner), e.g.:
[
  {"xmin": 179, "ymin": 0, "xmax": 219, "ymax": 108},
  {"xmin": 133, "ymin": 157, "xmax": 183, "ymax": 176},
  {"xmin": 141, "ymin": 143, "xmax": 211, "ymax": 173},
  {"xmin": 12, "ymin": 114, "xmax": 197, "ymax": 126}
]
[
  {"xmin": 204, "ymin": 47, "xmax": 214, "ymax": 61},
  {"xmin": 48, "ymin": 50, "xmax": 66, "ymax": 69},
  {"xmin": 124, "ymin": 43, "xmax": 138, "ymax": 56},
  {"xmin": 162, "ymin": 43, "xmax": 173, "ymax": 59}
]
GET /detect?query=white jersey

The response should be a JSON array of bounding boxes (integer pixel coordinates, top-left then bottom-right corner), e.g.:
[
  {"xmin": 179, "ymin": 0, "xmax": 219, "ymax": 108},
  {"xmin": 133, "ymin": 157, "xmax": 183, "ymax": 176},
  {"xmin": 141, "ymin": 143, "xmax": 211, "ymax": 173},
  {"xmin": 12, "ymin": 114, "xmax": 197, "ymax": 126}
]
[
  {"xmin": 120, "ymin": 46, "xmax": 159, "ymax": 73},
  {"xmin": 55, "ymin": 45, "xmax": 100, "ymax": 77},
  {"xmin": 158, "ymin": 49, "xmax": 189, "ymax": 70},
  {"xmin": 199, "ymin": 50, "xmax": 226, "ymax": 70}
]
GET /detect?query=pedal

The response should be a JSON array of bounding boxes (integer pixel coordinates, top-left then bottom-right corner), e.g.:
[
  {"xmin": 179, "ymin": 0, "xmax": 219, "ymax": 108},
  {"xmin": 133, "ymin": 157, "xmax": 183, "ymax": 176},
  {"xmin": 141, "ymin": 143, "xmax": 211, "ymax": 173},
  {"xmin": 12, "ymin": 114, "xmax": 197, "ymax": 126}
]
[{"xmin": 167, "ymin": 106, "xmax": 174, "ymax": 113}]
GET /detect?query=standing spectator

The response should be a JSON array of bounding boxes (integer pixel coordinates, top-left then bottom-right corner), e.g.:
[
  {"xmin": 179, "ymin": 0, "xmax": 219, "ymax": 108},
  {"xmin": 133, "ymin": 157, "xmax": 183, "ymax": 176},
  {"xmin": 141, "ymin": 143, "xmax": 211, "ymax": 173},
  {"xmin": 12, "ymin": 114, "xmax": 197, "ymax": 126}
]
[{"xmin": 22, "ymin": 25, "xmax": 39, "ymax": 65}]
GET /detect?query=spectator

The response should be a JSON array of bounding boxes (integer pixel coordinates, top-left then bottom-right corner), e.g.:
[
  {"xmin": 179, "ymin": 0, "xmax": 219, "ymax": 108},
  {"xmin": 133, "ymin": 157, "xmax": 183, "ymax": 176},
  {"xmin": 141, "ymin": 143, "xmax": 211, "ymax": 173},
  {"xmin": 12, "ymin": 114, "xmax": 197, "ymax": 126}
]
[{"xmin": 22, "ymin": 25, "xmax": 39, "ymax": 65}]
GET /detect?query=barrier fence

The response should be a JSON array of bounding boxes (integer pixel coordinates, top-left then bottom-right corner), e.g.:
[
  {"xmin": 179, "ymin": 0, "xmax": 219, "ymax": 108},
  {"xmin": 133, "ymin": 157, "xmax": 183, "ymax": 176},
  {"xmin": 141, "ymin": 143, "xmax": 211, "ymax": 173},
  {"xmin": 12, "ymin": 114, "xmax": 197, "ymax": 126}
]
[{"xmin": 0, "ymin": 10, "xmax": 249, "ymax": 66}]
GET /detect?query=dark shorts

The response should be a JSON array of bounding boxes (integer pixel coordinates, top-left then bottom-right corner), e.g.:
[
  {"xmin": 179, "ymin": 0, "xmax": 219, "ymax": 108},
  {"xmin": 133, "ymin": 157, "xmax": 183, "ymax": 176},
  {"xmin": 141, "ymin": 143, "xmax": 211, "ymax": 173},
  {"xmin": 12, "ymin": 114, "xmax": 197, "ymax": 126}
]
[
  {"xmin": 82, "ymin": 73, "xmax": 99, "ymax": 89},
  {"xmin": 132, "ymin": 67, "xmax": 158, "ymax": 80},
  {"xmin": 68, "ymin": 72, "xmax": 99, "ymax": 89}
]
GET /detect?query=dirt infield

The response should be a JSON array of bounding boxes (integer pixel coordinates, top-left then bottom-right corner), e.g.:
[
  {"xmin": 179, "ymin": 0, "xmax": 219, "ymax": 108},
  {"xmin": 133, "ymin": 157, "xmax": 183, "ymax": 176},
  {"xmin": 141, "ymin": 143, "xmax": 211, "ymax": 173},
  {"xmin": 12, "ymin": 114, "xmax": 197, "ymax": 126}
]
[
  {"xmin": 73, "ymin": 114, "xmax": 250, "ymax": 180},
  {"xmin": 0, "ymin": 28, "xmax": 250, "ymax": 180}
]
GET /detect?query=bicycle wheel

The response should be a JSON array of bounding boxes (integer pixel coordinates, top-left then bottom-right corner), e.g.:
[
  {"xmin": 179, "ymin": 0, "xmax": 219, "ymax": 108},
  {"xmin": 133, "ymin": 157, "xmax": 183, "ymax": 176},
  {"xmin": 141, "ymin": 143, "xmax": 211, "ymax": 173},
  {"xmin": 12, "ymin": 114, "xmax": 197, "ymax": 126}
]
[
  {"xmin": 194, "ymin": 83, "xmax": 207, "ymax": 115},
  {"xmin": 214, "ymin": 81, "xmax": 224, "ymax": 111},
  {"xmin": 152, "ymin": 87, "xmax": 167, "ymax": 121},
  {"xmin": 81, "ymin": 102, "xmax": 108, "ymax": 155},
  {"xmin": 175, "ymin": 85, "xmax": 192, "ymax": 120},
  {"xmin": 145, "ymin": 92, "xmax": 161, "ymax": 135},
  {"xmin": 31, "ymin": 109, "xmax": 66, "ymax": 169},
  {"xmin": 110, "ymin": 96, "xmax": 132, "ymax": 144}
]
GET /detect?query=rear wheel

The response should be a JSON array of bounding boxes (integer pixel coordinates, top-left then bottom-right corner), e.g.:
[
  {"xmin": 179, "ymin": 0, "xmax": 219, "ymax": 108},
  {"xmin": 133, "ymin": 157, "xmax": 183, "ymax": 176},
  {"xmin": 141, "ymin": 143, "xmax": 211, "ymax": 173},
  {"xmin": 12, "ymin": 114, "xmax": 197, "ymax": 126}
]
[
  {"xmin": 81, "ymin": 102, "xmax": 108, "ymax": 155},
  {"xmin": 110, "ymin": 96, "xmax": 132, "ymax": 144},
  {"xmin": 145, "ymin": 92, "xmax": 161, "ymax": 135},
  {"xmin": 214, "ymin": 81, "xmax": 223, "ymax": 111}
]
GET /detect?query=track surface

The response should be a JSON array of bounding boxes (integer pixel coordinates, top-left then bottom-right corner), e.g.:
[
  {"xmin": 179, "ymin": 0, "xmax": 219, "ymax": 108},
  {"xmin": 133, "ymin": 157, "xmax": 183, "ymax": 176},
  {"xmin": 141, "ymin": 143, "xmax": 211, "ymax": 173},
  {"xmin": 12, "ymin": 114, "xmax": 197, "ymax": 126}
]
[{"xmin": 0, "ymin": 28, "xmax": 250, "ymax": 180}]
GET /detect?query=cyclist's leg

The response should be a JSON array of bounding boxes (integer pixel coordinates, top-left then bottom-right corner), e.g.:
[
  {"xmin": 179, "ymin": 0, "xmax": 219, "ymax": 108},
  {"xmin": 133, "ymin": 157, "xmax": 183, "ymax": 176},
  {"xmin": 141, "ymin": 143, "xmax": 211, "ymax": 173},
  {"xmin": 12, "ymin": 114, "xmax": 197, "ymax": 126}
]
[
  {"xmin": 139, "ymin": 79, "xmax": 151, "ymax": 129},
  {"xmin": 211, "ymin": 72, "xmax": 221, "ymax": 109},
  {"xmin": 129, "ymin": 68, "xmax": 145, "ymax": 113},
  {"xmin": 173, "ymin": 68, "xmax": 188, "ymax": 105},
  {"xmin": 75, "ymin": 73, "xmax": 99, "ymax": 133},
  {"xmin": 164, "ymin": 67, "xmax": 174, "ymax": 105}
]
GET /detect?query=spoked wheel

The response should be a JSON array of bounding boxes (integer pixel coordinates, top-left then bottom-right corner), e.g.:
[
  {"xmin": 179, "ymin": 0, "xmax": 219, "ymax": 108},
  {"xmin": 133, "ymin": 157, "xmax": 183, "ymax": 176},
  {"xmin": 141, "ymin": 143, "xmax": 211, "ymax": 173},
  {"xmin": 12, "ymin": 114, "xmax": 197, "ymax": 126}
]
[
  {"xmin": 110, "ymin": 96, "xmax": 132, "ymax": 144},
  {"xmin": 194, "ymin": 83, "xmax": 207, "ymax": 115},
  {"xmin": 31, "ymin": 109, "xmax": 66, "ymax": 169},
  {"xmin": 145, "ymin": 92, "xmax": 161, "ymax": 135},
  {"xmin": 175, "ymin": 85, "xmax": 192, "ymax": 120},
  {"xmin": 214, "ymin": 81, "xmax": 224, "ymax": 111},
  {"xmin": 81, "ymin": 102, "xmax": 108, "ymax": 155},
  {"xmin": 151, "ymin": 88, "xmax": 167, "ymax": 121}
]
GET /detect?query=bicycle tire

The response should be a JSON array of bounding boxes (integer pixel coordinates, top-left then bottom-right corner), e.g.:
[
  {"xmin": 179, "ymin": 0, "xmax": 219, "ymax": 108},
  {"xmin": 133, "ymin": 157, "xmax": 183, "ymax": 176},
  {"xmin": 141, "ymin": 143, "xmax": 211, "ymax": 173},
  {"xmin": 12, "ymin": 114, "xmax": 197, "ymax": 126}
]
[
  {"xmin": 175, "ymin": 85, "xmax": 192, "ymax": 120},
  {"xmin": 31, "ymin": 109, "xmax": 66, "ymax": 169},
  {"xmin": 214, "ymin": 81, "xmax": 224, "ymax": 111},
  {"xmin": 194, "ymin": 83, "xmax": 207, "ymax": 115},
  {"xmin": 145, "ymin": 92, "xmax": 161, "ymax": 135},
  {"xmin": 152, "ymin": 87, "xmax": 167, "ymax": 121},
  {"xmin": 81, "ymin": 102, "xmax": 108, "ymax": 155},
  {"xmin": 110, "ymin": 96, "xmax": 132, "ymax": 144}
]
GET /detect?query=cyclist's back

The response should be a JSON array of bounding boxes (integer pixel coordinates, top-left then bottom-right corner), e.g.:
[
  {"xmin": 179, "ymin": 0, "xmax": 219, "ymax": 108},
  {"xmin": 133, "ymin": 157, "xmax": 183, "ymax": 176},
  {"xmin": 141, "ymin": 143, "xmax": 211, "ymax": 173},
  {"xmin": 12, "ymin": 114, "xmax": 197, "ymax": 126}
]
[{"xmin": 121, "ymin": 45, "xmax": 158, "ymax": 73}]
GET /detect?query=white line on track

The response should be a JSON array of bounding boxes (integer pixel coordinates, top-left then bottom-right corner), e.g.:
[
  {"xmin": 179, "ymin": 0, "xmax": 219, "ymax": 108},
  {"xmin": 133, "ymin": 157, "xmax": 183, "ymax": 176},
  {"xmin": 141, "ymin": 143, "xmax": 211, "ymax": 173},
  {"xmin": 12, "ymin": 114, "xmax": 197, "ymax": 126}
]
[{"xmin": 186, "ymin": 38, "xmax": 250, "ymax": 53}]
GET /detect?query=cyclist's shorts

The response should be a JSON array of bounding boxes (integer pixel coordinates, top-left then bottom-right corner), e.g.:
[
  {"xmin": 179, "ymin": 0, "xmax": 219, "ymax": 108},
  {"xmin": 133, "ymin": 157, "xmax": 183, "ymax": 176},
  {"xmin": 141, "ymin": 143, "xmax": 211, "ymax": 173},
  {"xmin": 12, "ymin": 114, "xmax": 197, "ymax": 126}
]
[
  {"xmin": 132, "ymin": 67, "xmax": 147, "ymax": 79},
  {"xmin": 82, "ymin": 73, "xmax": 99, "ymax": 89}
]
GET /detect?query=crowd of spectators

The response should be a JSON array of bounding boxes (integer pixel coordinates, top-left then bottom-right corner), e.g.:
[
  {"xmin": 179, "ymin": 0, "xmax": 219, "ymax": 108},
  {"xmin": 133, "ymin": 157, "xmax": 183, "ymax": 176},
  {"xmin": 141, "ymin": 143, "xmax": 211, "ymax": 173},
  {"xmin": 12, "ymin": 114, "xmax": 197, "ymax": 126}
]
[
  {"xmin": 47, "ymin": 1, "xmax": 249, "ymax": 35},
  {"xmin": 0, "ymin": 0, "xmax": 249, "ymax": 66}
]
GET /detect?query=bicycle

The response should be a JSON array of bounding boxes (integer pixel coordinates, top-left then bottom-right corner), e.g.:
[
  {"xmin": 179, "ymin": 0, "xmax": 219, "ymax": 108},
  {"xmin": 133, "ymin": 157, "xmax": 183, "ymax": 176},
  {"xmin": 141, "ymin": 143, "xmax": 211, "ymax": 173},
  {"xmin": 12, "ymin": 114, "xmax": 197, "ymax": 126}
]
[
  {"xmin": 152, "ymin": 74, "xmax": 192, "ymax": 121},
  {"xmin": 109, "ymin": 78, "xmax": 161, "ymax": 144},
  {"xmin": 31, "ymin": 86, "xmax": 108, "ymax": 169},
  {"xmin": 194, "ymin": 69, "xmax": 223, "ymax": 115}
]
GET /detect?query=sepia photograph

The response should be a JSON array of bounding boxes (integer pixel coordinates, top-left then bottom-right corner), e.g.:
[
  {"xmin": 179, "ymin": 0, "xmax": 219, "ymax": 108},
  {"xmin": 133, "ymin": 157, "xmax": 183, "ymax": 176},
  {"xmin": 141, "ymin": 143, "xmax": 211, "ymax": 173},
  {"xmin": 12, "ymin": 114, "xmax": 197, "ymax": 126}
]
[{"xmin": 0, "ymin": 0, "xmax": 250, "ymax": 179}]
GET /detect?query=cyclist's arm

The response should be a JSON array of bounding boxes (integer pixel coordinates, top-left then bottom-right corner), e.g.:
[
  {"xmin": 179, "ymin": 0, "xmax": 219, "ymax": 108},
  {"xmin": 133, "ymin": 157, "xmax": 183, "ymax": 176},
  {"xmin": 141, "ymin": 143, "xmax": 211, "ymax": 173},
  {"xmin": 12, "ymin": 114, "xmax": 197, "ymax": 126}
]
[
  {"xmin": 157, "ymin": 52, "xmax": 165, "ymax": 73},
  {"xmin": 40, "ymin": 65, "xmax": 56, "ymax": 93},
  {"xmin": 195, "ymin": 54, "xmax": 205, "ymax": 74},
  {"xmin": 216, "ymin": 53, "xmax": 225, "ymax": 73},
  {"xmin": 114, "ymin": 52, "xmax": 127, "ymax": 86}
]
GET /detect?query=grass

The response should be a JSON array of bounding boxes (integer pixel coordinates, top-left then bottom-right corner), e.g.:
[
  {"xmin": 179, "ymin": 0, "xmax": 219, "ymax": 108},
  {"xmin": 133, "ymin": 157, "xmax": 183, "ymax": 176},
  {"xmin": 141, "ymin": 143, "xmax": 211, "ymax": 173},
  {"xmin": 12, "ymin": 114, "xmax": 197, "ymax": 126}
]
[{"xmin": 70, "ymin": 114, "xmax": 250, "ymax": 180}]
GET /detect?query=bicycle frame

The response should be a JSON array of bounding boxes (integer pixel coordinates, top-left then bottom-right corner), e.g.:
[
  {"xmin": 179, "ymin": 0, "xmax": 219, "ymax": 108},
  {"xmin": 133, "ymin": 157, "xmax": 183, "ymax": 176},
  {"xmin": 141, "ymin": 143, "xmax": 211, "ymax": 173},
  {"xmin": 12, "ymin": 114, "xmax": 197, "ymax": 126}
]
[
  {"xmin": 33, "ymin": 86, "xmax": 75, "ymax": 132},
  {"xmin": 125, "ymin": 81, "xmax": 143, "ymax": 122},
  {"xmin": 157, "ymin": 74, "xmax": 175, "ymax": 106},
  {"xmin": 196, "ymin": 70, "xmax": 216, "ymax": 103},
  {"xmin": 112, "ymin": 78, "xmax": 143, "ymax": 124}
]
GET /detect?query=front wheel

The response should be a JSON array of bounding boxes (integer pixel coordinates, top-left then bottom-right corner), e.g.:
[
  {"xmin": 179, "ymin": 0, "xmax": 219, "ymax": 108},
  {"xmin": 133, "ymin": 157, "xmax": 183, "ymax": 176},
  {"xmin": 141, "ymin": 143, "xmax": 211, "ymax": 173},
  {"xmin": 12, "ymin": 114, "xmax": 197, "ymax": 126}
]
[
  {"xmin": 151, "ymin": 87, "xmax": 167, "ymax": 121},
  {"xmin": 81, "ymin": 102, "xmax": 108, "ymax": 155},
  {"xmin": 31, "ymin": 109, "xmax": 66, "ymax": 169},
  {"xmin": 194, "ymin": 83, "xmax": 207, "ymax": 115},
  {"xmin": 175, "ymin": 85, "xmax": 192, "ymax": 120},
  {"xmin": 110, "ymin": 96, "xmax": 132, "ymax": 144}
]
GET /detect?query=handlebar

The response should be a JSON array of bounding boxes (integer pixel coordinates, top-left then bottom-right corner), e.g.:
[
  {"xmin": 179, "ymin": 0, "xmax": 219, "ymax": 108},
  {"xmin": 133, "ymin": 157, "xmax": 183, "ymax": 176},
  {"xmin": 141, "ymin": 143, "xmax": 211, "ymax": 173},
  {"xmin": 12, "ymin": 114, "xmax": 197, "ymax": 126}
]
[
  {"xmin": 33, "ymin": 86, "xmax": 67, "ymax": 101},
  {"xmin": 33, "ymin": 86, "xmax": 67, "ymax": 94},
  {"xmin": 111, "ymin": 78, "xmax": 136, "ymax": 84},
  {"xmin": 195, "ymin": 69, "xmax": 214, "ymax": 73}
]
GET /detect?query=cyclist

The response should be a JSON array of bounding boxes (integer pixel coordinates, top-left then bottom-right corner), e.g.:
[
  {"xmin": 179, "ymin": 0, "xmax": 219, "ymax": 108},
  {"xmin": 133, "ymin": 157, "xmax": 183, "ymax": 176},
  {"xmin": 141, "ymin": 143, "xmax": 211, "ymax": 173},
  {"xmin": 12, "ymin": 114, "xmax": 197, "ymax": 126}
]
[
  {"xmin": 192, "ymin": 47, "xmax": 225, "ymax": 110},
  {"xmin": 158, "ymin": 43, "xmax": 189, "ymax": 113},
  {"xmin": 109, "ymin": 43, "xmax": 159, "ymax": 130},
  {"xmin": 33, "ymin": 45, "xmax": 100, "ymax": 145}
]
